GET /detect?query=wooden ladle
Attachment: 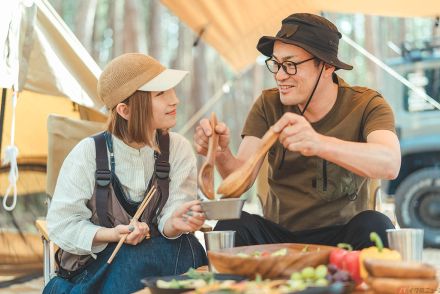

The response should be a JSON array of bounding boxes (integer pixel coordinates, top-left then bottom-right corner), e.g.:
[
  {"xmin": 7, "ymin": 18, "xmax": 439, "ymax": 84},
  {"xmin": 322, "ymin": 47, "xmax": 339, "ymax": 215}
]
[
  {"xmin": 198, "ymin": 112, "xmax": 219, "ymax": 200},
  {"xmin": 217, "ymin": 127, "xmax": 279, "ymax": 198}
]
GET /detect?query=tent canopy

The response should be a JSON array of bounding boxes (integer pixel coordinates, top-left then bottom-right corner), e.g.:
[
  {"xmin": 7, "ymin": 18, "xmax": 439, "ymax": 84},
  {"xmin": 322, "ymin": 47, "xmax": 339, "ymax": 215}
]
[
  {"xmin": 0, "ymin": 0, "xmax": 103, "ymax": 108},
  {"xmin": 0, "ymin": 0, "xmax": 106, "ymax": 161},
  {"xmin": 161, "ymin": 0, "xmax": 440, "ymax": 72}
]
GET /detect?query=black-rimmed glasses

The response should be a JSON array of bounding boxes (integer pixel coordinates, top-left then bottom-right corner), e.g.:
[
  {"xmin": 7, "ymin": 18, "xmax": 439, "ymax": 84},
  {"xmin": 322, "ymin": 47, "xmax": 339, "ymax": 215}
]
[{"xmin": 265, "ymin": 57, "xmax": 315, "ymax": 75}]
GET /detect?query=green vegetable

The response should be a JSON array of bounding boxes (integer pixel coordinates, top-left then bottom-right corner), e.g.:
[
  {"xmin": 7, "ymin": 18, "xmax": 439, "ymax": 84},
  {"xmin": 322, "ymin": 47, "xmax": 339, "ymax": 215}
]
[
  {"xmin": 290, "ymin": 272, "xmax": 302, "ymax": 281},
  {"xmin": 186, "ymin": 267, "xmax": 214, "ymax": 282},
  {"xmin": 301, "ymin": 267, "xmax": 315, "ymax": 279},
  {"xmin": 315, "ymin": 264, "xmax": 327, "ymax": 279},
  {"xmin": 271, "ymin": 248, "xmax": 288, "ymax": 256},
  {"xmin": 315, "ymin": 278, "xmax": 329, "ymax": 286}
]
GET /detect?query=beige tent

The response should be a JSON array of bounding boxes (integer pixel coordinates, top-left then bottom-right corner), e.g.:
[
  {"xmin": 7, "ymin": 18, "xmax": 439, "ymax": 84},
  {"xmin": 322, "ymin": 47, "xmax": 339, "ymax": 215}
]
[
  {"xmin": 161, "ymin": 0, "xmax": 440, "ymax": 72},
  {"xmin": 0, "ymin": 0, "xmax": 105, "ymax": 278},
  {"xmin": 0, "ymin": 0, "xmax": 104, "ymax": 164}
]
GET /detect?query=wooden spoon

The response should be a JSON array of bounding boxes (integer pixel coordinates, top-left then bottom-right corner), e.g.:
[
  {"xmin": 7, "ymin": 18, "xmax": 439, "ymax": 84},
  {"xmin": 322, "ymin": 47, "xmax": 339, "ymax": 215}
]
[
  {"xmin": 217, "ymin": 127, "xmax": 279, "ymax": 198},
  {"xmin": 198, "ymin": 112, "xmax": 219, "ymax": 200}
]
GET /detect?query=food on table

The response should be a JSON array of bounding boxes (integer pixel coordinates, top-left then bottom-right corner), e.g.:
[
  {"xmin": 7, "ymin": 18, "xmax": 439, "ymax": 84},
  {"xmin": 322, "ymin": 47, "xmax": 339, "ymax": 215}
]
[
  {"xmin": 329, "ymin": 243, "xmax": 361, "ymax": 284},
  {"xmin": 363, "ymin": 258, "xmax": 439, "ymax": 294},
  {"xmin": 155, "ymin": 268, "xmax": 237, "ymax": 290},
  {"xmin": 190, "ymin": 278, "xmax": 285, "ymax": 294},
  {"xmin": 366, "ymin": 277, "xmax": 439, "ymax": 294},
  {"xmin": 281, "ymin": 265, "xmax": 330, "ymax": 291},
  {"xmin": 208, "ymin": 243, "xmax": 333, "ymax": 279},
  {"xmin": 236, "ymin": 248, "xmax": 288, "ymax": 258},
  {"xmin": 156, "ymin": 278, "xmax": 208, "ymax": 289},
  {"xmin": 364, "ymin": 259, "xmax": 437, "ymax": 279},
  {"xmin": 359, "ymin": 232, "xmax": 401, "ymax": 279},
  {"xmin": 190, "ymin": 265, "xmax": 351, "ymax": 293},
  {"xmin": 326, "ymin": 264, "xmax": 353, "ymax": 283}
]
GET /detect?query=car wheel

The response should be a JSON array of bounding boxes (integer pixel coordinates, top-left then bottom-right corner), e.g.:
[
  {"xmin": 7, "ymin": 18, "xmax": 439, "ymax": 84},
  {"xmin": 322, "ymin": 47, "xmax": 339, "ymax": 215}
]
[{"xmin": 395, "ymin": 167, "xmax": 440, "ymax": 248}]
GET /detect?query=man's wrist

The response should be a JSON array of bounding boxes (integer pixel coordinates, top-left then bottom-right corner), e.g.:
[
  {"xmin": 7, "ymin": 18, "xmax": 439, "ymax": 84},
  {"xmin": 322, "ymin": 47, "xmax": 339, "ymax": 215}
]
[
  {"xmin": 316, "ymin": 134, "xmax": 333, "ymax": 158},
  {"xmin": 215, "ymin": 146, "xmax": 231, "ymax": 160}
]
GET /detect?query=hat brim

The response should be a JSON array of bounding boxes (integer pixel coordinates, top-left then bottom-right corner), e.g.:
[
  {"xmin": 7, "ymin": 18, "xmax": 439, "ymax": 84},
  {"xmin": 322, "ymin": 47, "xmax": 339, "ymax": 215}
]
[
  {"xmin": 257, "ymin": 36, "xmax": 353, "ymax": 71},
  {"xmin": 138, "ymin": 69, "xmax": 189, "ymax": 92}
]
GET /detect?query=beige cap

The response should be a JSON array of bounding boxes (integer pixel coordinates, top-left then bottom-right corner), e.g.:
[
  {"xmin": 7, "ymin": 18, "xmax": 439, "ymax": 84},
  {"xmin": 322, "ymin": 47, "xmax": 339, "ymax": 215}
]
[{"xmin": 97, "ymin": 53, "xmax": 188, "ymax": 109}]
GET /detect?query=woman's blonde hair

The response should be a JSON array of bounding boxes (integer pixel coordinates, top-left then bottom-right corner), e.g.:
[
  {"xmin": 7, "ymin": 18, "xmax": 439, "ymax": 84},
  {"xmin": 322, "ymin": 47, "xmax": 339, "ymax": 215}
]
[{"xmin": 107, "ymin": 90, "xmax": 158, "ymax": 150}]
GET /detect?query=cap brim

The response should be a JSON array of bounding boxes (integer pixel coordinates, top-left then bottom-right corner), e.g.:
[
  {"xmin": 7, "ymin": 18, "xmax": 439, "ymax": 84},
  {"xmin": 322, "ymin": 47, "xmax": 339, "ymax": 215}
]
[
  {"xmin": 138, "ymin": 69, "xmax": 188, "ymax": 92},
  {"xmin": 257, "ymin": 36, "xmax": 353, "ymax": 70}
]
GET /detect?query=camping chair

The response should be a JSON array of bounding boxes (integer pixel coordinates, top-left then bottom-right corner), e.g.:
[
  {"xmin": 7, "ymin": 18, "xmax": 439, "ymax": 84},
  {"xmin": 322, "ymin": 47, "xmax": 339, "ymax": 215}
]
[{"xmin": 36, "ymin": 114, "xmax": 106, "ymax": 285}]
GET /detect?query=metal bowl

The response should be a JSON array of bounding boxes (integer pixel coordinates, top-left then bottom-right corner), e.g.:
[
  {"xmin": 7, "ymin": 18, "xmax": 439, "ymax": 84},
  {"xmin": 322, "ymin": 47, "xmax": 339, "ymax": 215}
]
[{"xmin": 200, "ymin": 198, "xmax": 245, "ymax": 220}]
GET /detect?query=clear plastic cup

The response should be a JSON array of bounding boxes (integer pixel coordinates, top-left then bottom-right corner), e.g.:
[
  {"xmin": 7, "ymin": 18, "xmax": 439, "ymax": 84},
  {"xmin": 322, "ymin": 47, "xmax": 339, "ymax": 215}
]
[{"xmin": 386, "ymin": 228, "xmax": 424, "ymax": 262}]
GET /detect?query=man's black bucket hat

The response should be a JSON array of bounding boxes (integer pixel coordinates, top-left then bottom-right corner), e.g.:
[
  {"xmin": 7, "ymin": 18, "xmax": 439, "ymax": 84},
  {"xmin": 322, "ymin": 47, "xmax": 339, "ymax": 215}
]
[{"xmin": 257, "ymin": 13, "xmax": 353, "ymax": 70}]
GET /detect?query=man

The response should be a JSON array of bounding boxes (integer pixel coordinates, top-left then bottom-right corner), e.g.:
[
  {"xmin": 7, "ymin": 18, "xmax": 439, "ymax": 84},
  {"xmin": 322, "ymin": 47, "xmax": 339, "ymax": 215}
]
[{"xmin": 194, "ymin": 13, "xmax": 400, "ymax": 249}]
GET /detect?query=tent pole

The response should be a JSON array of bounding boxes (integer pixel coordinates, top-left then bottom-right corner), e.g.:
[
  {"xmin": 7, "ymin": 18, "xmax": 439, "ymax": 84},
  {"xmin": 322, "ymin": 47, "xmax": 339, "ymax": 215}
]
[{"xmin": 0, "ymin": 88, "xmax": 6, "ymax": 156}]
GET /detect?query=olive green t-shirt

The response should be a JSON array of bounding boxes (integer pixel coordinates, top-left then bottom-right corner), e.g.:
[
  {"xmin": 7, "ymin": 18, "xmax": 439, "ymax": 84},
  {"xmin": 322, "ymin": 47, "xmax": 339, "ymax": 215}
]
[{"xmin": 242, "ymin": 76, "xmax": 396, "ymax": 231}]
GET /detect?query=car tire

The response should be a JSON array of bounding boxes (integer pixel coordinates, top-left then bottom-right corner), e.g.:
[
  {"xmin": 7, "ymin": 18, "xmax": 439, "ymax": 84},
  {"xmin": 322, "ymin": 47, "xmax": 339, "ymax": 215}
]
[{"xmin": 395, "ymin": 167, "xmax": 440, "ymax": 248}]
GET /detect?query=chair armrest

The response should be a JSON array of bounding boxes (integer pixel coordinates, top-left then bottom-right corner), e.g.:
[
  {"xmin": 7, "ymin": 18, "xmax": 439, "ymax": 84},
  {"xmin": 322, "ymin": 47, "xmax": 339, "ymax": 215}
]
[{"xmin": 35, "ymin": 219, "xmax": 50, "ymax": 241}]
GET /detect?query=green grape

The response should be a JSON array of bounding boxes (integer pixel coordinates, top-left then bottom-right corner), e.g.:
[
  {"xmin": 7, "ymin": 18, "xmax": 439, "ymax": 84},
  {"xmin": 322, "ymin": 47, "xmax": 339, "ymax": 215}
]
[
  {"xmin": 290, "ymin": 272, "xmax": 302, "ymax": 281},
  {"xmin": 315, "ymin": 264, "xmax": 328, "ymax": 279},
  {"xmin": 301, "ymin": 267, "xmax": 315, "ymax": 280},
  {"xmin": 295, "ymin": 280, "xmax": 306, "ymax": 291},
  {"xmin": 315, "ymin": 278, "xmax": 329, "ymax": 286}
]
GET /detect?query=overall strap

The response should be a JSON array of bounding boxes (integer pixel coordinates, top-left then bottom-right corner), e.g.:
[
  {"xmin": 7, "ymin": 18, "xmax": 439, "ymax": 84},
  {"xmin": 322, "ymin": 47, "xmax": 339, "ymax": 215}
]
[
  {"xmin": 155, "ymin": 130, "xmax": 170, "ymax": 179},
  {"xmin": 92, "ymin": 132, "xmax": 113, "ymax": 228},
  {"xmin": 150, "ymin": 130, "xmax": 170, "ymax": 226}
]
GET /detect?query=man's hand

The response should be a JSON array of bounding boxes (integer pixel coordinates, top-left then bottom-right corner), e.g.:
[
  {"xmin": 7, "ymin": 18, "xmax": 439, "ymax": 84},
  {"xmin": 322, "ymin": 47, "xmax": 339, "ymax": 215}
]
[
  {"xmin": 273, "ymin": 112, "xmax": 323, "ymax": 157},
  {"xmin": 194, "ymin": 118, "xmax": 230, "ymax": 156},
  {"xmin": 164, "ymin": 200, "xmax": 206, "ymax": 238},
  {"xmin": 114, "ymin": 221, "xmax": 150, "ymax": 245}
]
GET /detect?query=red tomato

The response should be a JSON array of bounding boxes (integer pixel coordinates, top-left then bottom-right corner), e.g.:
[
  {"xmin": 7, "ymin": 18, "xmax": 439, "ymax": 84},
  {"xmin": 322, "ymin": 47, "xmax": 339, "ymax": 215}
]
[
  {"xmin": 342, "ymin": 251, "xmax": 362, "ymax": 285},
  {"xmin": 329, "ymin": 248, "xmax": 348, "ymax": 269}
]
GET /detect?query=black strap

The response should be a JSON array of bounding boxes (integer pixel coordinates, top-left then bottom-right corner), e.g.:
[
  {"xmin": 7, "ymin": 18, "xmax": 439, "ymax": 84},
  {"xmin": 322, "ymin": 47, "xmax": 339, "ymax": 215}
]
[
  {"xmin": 151, "ymin": 130, "xmax": 170, "ymax": 227},
  {"xmin": 93, "ymin": 132, "xmax": 113, "ymax": 228}
]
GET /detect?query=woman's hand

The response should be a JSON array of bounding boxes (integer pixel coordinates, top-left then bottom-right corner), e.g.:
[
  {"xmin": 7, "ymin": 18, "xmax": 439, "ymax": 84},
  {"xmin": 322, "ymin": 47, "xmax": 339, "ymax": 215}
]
[
  {"xmin": 93, "ymin": 221, "xmax": 150, "ymax": 246},
  {"xmin": 164, "ymin": 200, "xmax": 206, "ymax": 238},
  {"xmin": 115, "ymin": 221, "xmax": 150, "ymax": 245}
]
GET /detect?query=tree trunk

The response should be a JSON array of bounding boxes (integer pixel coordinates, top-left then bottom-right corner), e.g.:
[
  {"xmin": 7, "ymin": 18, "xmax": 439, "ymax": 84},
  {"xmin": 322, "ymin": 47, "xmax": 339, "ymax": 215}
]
[
  {"xmin": 365, "ymin": 15, "xmax": 382, "ymax": 89},
  {"xmin": 253, "ymin": 64, "xmax": 264, "ymax": 101},
  {"xmin": 111, "ymin": 0, "xmax": 124, "ymax": 58},
  {"xmin": 148, "ymin": 0, "xmax": 162, "ymax": 59},
  {"xmin": 123, "ymin": 0, "xmax": 139, "ymax": 53},
  {"xmin": 51, "ymin": 0, "xmax": 63, "ymax": 16},
  {"xmin": 191, "ymin": 42, "xmax": 209, "ymax": 115},
  {"xmin": 171, "ymin": 22, "xmax": 189, "ymax": 109},
  {"xmin": 75, "ymin": 0, "xmax": 98, "ymax": 52}
]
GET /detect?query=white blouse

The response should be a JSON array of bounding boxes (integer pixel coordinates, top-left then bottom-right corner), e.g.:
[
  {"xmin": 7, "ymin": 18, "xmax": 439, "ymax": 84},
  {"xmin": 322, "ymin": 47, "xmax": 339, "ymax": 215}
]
[{"xmin": 47, "ymin": 132, "xmax": 197, "ymax": 256}]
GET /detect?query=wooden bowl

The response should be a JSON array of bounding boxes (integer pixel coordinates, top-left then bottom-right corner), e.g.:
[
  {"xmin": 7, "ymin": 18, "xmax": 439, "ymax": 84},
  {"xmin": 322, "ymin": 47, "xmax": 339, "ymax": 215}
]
[{"xmin": 207, "ymin": 243, "xmax": 334, "ymax": 279}]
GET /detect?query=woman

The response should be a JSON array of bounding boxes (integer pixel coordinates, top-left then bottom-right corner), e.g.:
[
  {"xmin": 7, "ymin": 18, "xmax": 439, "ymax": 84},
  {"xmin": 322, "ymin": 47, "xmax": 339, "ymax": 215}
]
[{"xmin": 44, "ymin": 53, "xmax": 207, "ymax": 294}]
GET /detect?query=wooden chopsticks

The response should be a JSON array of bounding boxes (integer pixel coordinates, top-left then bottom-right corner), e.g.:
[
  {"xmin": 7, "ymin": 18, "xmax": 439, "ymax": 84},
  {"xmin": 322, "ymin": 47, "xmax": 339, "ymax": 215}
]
[{"xmin": 107, "ymin": 186, "xmax": 157, "ymax": 264}]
